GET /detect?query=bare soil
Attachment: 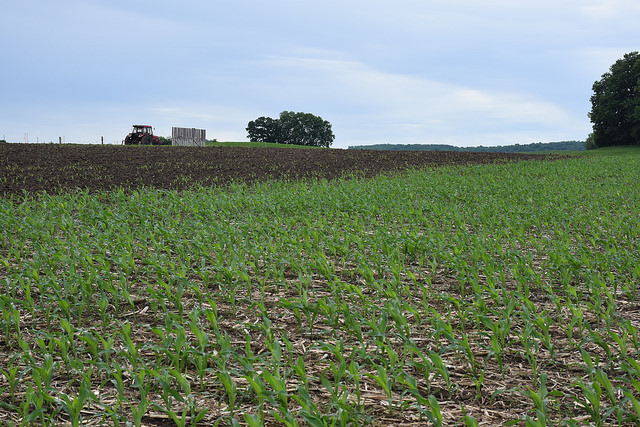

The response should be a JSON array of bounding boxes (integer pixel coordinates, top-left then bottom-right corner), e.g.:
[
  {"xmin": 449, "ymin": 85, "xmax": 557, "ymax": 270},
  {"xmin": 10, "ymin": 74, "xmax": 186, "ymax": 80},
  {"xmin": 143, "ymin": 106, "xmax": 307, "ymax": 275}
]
[{"xmin": 0, "ymin": 144, "xmax": 554, "ymax": 198}]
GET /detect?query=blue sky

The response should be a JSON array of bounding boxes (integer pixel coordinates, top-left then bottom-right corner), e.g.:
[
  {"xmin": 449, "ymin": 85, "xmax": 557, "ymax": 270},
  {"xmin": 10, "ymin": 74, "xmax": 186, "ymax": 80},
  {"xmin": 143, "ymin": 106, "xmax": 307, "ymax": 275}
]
[{"xmin": 2, "ymin": 1, "xmax": 639, "ymax": 148}]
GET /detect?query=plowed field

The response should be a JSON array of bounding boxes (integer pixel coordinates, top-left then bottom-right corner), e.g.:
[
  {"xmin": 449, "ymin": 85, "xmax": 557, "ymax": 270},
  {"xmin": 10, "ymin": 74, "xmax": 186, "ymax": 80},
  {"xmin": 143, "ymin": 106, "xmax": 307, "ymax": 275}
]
[{"xmin": 0, "ymin": 143, "xmax": 552, "ymax": 197}]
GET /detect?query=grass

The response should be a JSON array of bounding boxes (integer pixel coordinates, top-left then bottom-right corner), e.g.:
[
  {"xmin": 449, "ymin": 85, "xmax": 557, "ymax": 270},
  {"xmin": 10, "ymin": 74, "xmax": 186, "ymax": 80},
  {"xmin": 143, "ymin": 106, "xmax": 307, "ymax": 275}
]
[
  {"xmin": 206, "ymin": 141, "xmax": 324, "ymax": 149},
  {"xmin": 1, "ymin": 147, "xmax": 639, "ymax": 425}
]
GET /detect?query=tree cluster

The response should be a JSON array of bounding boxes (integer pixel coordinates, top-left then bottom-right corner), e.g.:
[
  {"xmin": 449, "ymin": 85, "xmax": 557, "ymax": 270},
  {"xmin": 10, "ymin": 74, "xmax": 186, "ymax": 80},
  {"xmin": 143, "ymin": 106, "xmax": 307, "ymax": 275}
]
[
  {"xmin": 589, "ymin": 51, "xmax": 640, "ymax": 148},
  {"xmin": 246, "ymin": 111, "xmax": 335, "ymax": 148}
]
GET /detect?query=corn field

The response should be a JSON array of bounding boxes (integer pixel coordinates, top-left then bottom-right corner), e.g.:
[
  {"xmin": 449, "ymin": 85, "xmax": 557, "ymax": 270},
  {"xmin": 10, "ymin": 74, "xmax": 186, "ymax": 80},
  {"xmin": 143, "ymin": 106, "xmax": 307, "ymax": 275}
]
[{"xmin": 1, "ymin": 148, "xmax": 639, "ymax": 425}]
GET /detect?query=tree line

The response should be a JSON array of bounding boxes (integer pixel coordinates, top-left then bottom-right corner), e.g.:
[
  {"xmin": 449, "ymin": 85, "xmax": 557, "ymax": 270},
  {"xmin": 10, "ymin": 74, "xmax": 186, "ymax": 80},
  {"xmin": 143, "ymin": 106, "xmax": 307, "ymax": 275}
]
[{"xmin": 348, "ymin": 141, "xmax": 585, "ymax": 152}]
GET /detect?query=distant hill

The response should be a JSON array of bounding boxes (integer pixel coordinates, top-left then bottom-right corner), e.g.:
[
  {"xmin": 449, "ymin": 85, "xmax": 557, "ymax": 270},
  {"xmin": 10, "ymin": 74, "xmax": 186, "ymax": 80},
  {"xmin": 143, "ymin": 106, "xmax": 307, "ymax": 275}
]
[{"xmin": 348, "ymin": 141, "xmax": 586, "ymax": 152}]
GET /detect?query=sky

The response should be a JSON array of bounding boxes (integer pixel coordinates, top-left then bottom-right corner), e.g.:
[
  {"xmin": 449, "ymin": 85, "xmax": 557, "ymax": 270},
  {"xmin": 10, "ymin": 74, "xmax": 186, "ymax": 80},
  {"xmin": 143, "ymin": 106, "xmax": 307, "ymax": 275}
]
[{"xmin": 2, "ymin": 1, "xmax": 639, "ymax": 148}]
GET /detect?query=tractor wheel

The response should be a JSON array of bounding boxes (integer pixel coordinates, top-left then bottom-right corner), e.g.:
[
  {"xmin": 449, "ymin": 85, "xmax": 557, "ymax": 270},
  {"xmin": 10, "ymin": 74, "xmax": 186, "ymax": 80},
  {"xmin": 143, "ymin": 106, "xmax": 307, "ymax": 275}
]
[{"xmin": 142, "ymin": 134, "xmax": 153, "ymax": 145}]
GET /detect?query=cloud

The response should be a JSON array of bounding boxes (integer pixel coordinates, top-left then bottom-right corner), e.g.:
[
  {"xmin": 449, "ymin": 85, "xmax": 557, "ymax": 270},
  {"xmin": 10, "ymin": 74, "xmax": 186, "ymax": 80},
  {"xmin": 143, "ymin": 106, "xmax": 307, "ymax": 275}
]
[
  {"xmin": 3, "ymin": 0, "xmax": 632, "ymax": 147},
  {"xmin": 254, "ymin": 52, "xmax": 587, "ymax": 146},
  {"xmin": 581, "ymin": 0, "xmax": 640, "ymax": 20}
]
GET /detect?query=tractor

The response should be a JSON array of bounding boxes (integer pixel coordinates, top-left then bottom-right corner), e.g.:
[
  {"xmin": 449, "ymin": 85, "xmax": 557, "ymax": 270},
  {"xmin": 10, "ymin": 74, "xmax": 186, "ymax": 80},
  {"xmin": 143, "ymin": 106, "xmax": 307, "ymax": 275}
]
[{"xmin": 123, "ymin": 125, "xmax": 161, "ymax": 145}]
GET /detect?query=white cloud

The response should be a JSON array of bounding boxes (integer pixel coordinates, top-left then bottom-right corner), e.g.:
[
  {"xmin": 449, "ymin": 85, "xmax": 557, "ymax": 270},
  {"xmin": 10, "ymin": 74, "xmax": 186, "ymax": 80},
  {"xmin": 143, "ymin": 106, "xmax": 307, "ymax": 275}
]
[{"xmin": 254, "ymin": 52, "xmax": 587, "ymax": 147}]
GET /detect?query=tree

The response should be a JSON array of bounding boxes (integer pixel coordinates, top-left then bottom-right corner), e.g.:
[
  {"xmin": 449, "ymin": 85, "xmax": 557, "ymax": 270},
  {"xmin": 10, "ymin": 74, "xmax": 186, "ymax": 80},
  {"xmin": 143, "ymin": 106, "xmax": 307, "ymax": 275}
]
[
  {"xmin": 589, "ymin": 51, "xmax": 640, "ymax": 148},
  {"xmin": 246, "ymin": 111, "xmax": 335, "ymax": 148},
  {"xmin": 246, "ymin": 116, "xmax": 281, "ymax": 143}
]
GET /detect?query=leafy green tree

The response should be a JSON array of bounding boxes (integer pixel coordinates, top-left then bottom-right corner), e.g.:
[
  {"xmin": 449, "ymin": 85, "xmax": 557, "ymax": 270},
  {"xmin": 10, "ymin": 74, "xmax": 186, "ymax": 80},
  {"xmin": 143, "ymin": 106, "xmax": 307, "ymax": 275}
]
[
  {"xmin": 246, "ymin": 111, "xmax": 334, "ymax": 147},
  {"xmin": 585, "ymin": 133, "xmax": 597, "ymax": 150},
  {"xmin": 246, "ymin": 116, "xmax": 281, "ymax": 143},
  {"xmin": 589, "ymin": 51, "xmax": 640, "ymax": 148}
]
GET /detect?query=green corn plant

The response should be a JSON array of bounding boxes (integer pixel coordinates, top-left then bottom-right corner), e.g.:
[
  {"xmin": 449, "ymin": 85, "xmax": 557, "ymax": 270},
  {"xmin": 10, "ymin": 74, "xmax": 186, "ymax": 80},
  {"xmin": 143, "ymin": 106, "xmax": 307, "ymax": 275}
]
[
  {"xmin": 368, "ymin": 364, "xmax": 394, "ymax": 414},
  {"xmin": 109, "ymin": 360, "xmax": 126, "ymax": 408},
  {"xmin": 532, "ymin": 314, "xmax": 555, "ymax": 360},
  {"xmin": 608, "ymin": 328, "xmax": 628, "ymax": 358},
  {"xmin": 1, "ymin": 359, "xmax": 21, "ymax": 402},
  {"xmin": 477, "ymin": 314, "xmax": 506, "ymax": 374},
  {"xmin": 150, "ymin": 368, "xmax": 178, "ymax": 413},
  {"xmin": 387, "ymin": 299, "xmax": 412, "ymax": 338},
  {"xmin": 520, "ymin": 372, "xmax": 562, "ymax": 426},
  {"xmin": 170, "ymin": 324, "xmax": 189, "ymax": 373},
  {"xmin": 19, "ymin": 384, "xmax": 46, "ymax": 426},
  {"xmin": 205, "ymin": 299, "xmax": 220, "ymax": 332},
  {"xmin": 262, "ymin": 368, "xmax": 290, "ymax": 413},
  {"xmin": 55, "ymin": 374, "xmax": 96, "ymax": 427},
  {"xmin": 403, "ymin": 341, "xmax": 433, "ymax": 395},
  {"xmin": 590, "ymin": 331, "xmax": 613, "ymax": 362},
  {"xmin": 395, "ymin": 370, "xmax": 439, "ymax": 423},
  {"xmin": 427, "ymin": 350, "xmax": 452, "ymax": 392},
  {"xmin": 97, "ymin": 295, "xmax": 110, "ymax": 329},
  {"xmin": 164, "ymin": 369, "xmax": 208, "ymax": 427},
  {"xmin": 216, "ymin": 369, "xmax": 238, "ymax": 419},
  {"xmin": 518, "ymin": 322, "xmax": 540, "ymax": 380},
  {"xmin": 622, "ymin": 391, "xmax": 640, "ymax": 422},
  {"xmin": 129, "ymin": 369, "xmax": 151, "ymax": 427},
  {"xmin": 245, "ymin": 371, "xmax": 269, "ymax": 424},
  {"xmin": 348, "ymin": 360, "xmax": 363, "ymax": 409},
  {"xmin": 119, "ymin": 322, "xmax": 140, "ymax": 369},
  {"xmin": 623, "ymin": 320, "xmax": 639, "ymax": 352},
  {"xmin": 573, "ymin": 378, "xmax": 603, "ymax": 426},
  {"xmin": 281, "ymin": 299, "xmax": 305, "ymax": 332},
  {"xmin": 459, "ymin": 333, "xmax": 484, "ymax": 400},
  {"xmin": 244, "ymin": 413, "xmax": 262, "ymax": 427},
  {"xmin": 59, "ymin": 318, "xmax": 77, "ymax": 356},
  {"xmin": 595, "ymin": 368, "xmax": 621, "ymax": 422},
  {"xmin": 30, "ymin": 353, "xmax": 56, "ymax": 397},
  {"xmin": 79, "ymin": 330, "xmax": 100, "ymax": 360},
  {"xmin": 320, "ymin": 361, "xmax": 348, "ymax": 409},
  {"xmin": 462, "ymin": 413, "xmax": 479, "ymax": 426},
  {"xmin": 565, "ymin": 304, "xmax": 585, "ymax": 348},
  {"xmin": 97, "ymin": 331, "xmax": 116, "ymax": 365},
  {"xmin": 292, "ymin": 387, "xmax": 329, "ymax": 426},
  {"xmin": 427, "ymin": 395, "xmax": 443, "ymax": 427}
]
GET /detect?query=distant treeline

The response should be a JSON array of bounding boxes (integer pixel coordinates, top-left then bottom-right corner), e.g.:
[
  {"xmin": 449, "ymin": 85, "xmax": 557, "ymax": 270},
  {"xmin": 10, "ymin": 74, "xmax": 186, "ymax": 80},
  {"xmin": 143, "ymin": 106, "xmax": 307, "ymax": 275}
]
[{"xmin": 348, "ymin": 141, "xmax": 586, "ymax": 152}]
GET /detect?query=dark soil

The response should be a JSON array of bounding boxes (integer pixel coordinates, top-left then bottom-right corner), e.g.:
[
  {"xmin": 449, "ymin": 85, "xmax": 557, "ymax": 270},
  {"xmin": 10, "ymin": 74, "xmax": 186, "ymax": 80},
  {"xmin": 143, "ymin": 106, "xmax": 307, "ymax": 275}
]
[{"xmin": 1, "ymin": 143, "xmax": 555, "ymax": 198}]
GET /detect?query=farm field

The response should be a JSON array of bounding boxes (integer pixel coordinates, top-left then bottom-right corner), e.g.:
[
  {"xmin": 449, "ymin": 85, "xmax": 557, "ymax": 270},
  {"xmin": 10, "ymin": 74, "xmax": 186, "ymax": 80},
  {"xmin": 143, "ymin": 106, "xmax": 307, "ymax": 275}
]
[
  {"xmin": 1, "ymin": 144, "xmax": 640, "ymax": 425},
  {"xmin": 0, "ymin": 143, "xmax": 549, "ymax": 198}
]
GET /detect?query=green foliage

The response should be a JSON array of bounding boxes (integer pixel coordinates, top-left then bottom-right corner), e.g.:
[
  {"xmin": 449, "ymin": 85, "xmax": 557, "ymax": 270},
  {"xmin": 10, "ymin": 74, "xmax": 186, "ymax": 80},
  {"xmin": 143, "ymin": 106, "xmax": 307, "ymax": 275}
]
[
  {"xmin": 157, "ymin": 136, "xmax": 172, "ymax": 145},
  {"xmin": 589, "ymin": 51, "xmax": 640, "ymax": 148},
  {"xmin": 245, "ymin": 116, "xmax": 281, "ymax": 143},
  {"xmin": 348, "ymin": 140, "xmax": 586, "ymax": 152},
  {"xmin": 246, "ymin": 111, "xmax": 335, "ymax": 147}
]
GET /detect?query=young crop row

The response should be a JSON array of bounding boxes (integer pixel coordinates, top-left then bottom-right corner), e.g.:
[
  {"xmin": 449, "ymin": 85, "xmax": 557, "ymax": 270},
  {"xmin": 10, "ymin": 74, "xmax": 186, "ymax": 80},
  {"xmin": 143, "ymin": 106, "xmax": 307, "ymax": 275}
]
[{"xmin": 1, "ymin": 150, "xmax": 639, "ymax": 425}]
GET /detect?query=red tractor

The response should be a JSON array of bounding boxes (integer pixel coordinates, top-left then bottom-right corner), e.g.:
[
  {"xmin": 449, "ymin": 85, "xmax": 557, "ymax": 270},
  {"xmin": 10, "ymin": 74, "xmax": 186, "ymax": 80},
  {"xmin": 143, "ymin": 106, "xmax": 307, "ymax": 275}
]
[{"xmin": 123, "ymin": 125, "xmax": 162, "ymax": 145}]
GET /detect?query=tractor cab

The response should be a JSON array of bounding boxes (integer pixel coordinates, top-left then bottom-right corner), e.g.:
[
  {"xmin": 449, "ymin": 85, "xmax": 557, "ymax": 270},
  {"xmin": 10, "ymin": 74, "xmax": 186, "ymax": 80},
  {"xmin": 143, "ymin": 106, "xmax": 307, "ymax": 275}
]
[
  {"xmin": 133, "ymin": 125, "xmax": 153, "ymax": 135},
  {"xmin": 124, "ymin": 125, "xmax": 160, "ymax": 145}
]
